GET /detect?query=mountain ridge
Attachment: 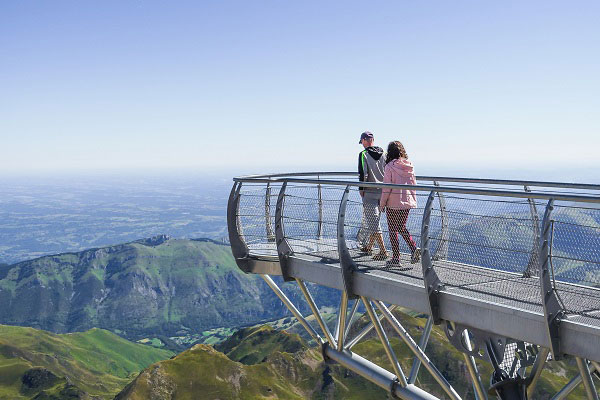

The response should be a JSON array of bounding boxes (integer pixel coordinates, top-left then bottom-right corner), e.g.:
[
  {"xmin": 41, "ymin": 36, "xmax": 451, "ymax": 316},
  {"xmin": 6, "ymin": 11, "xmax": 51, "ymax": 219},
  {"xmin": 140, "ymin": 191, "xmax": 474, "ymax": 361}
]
[{"xmin": 0, "ymin": 236, "xmax": 338, "ymax": 340}]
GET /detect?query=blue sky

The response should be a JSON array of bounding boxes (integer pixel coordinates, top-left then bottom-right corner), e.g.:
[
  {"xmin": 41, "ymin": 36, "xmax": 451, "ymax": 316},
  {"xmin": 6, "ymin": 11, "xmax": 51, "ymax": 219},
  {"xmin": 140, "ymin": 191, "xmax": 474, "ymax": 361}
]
[{"xmin": 1, "ymin": 1, "xmax": 599, "ymax": 179}]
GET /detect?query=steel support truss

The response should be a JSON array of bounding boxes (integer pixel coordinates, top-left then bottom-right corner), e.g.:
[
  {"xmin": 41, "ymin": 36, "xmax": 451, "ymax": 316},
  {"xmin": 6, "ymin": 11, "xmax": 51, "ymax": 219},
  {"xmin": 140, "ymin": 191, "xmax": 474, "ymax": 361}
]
[{"xmin": 227, "ymin": 176, "xmax": 600, "ymax": 400}]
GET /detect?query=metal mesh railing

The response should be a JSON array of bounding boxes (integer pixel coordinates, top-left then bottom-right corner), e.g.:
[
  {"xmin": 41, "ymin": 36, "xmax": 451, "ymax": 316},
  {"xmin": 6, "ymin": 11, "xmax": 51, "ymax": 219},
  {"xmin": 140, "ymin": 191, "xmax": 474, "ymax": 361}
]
[
  {"xmin": 281, "ymin": 184, "xmax": 342, "ymax": 259},
  {"xmin": 230, "ymin": 172, "xmax": 600, "ymax": 327},
  {"xmin": 236, "ymin": 182, "xmax": 280, "ymax": 256},
  {"xmin": 549, "ymin": 202, "xmax": 600, "ymax": 323}
]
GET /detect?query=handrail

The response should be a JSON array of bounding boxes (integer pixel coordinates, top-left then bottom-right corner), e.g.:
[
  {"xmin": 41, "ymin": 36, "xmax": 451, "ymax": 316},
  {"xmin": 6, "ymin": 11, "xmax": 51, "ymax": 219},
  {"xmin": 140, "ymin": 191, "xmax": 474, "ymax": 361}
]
[
  {"xmin": 233, "ymin": 176, "xmax": 600, "ymax": 204},
  {"xmin": 236, "ymin": 172, "xmax": 600, "ymax": 191}
]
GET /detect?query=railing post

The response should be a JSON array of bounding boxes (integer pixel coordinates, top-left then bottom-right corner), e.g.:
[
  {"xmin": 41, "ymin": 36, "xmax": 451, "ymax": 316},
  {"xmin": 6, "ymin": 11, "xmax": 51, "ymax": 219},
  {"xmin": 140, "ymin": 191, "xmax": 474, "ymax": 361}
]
[
  {"xmin": 275, "ymin": 182, "xmax": 294, "ymax": 281},
  {"xmin": 337, "ymin": 185, "xmax": 358, "ymax": 299},
  {"xmin": 524, "ymin": 186, "xmax": 541, "ymax": 277},
  {"xmin": 421, "ymin": 190, "xmax": 443, "ymax": 324},
  {"xmin": 432, "ymin": 182, "xmax": 449, "ymax": 261},
  {"xmin": 227, "ymin": 182, "xmax": 252, "ymax": 272},
  {"xmin": 539, "ymin": 199, "xmax": 564, "ymax": 360},
  {"xmin": 317, "ymin": 183, "xmax": 323, "ymax": 238},
  {"xmin": 265, "ymin": 182, "xmax": 275, "ymax": 242}
]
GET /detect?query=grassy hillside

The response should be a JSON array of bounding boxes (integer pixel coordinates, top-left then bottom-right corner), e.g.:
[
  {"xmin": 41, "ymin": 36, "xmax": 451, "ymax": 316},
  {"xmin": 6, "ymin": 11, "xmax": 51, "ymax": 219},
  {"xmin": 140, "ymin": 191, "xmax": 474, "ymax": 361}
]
[
  {"xmin": 117, "ymin": 326, "xmax": 382, "ymax": 400},
  {"xmin": 116, "ymin": 312, "xmax": 588, "ymax": 400},
  {"xmin": 0, "ymin": 325, "xmax": 173, "ymax": 399},
  {"xmin": 0, "ymin": 237, "xmax": 339, "ymax": 339}
]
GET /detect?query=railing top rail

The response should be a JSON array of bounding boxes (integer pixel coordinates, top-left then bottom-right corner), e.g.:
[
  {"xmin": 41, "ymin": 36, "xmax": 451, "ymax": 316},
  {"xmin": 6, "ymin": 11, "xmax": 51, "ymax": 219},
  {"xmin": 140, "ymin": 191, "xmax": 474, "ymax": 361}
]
[
  {"xmin": 233, "ymin": 176, "xmax": 600, "ymax": 204},
  {"xmin": 237, "ymin": 172, "xmax": 600, "ymax": 191}
]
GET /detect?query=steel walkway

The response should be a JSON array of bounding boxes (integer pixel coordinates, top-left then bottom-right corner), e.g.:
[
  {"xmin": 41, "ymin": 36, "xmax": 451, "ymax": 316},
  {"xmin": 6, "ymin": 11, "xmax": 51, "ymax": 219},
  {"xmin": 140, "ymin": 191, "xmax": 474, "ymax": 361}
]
[{"xmin": 227, "ymin": 172, "xmax": 600, "ymax": 400}]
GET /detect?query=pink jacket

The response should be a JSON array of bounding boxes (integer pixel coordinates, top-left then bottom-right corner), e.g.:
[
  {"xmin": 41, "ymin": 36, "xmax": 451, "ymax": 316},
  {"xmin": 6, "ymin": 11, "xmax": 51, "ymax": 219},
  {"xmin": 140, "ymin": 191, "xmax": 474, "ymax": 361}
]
[{"xmin": 380, "ymin": 158, "xmax": 417, "ymax": 210}]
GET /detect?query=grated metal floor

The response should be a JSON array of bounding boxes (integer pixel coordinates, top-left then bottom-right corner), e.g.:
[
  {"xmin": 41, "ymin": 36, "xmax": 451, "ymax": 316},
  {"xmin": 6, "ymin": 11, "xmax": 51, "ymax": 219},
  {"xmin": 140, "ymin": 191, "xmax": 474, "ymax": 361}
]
[{"xmin": 246, "ymin": 237, "xmax": 600, "ymax": 329}]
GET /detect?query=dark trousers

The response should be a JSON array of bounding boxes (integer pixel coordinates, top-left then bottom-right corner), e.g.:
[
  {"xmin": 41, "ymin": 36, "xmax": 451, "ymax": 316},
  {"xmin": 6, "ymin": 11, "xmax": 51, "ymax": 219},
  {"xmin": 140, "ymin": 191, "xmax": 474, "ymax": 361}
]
[{"xmin": 386, "ymin": 208, "xmax": 417, "ymax": 259}]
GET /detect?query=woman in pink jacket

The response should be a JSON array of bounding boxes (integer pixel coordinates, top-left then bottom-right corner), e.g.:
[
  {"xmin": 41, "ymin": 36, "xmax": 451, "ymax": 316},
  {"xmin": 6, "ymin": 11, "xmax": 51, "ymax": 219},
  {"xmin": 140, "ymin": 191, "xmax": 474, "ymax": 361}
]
[{"xmin": 379, "ymin": 141, "xmax": 420, "ymax": 266}]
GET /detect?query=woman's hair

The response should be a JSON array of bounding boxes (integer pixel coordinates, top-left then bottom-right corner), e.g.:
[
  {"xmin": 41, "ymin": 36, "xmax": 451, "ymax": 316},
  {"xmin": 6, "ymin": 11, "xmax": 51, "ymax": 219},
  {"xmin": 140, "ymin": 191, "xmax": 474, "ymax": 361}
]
[{"xmin": 386, "ymin": 141, "xmax": 409, "ymax": 164}]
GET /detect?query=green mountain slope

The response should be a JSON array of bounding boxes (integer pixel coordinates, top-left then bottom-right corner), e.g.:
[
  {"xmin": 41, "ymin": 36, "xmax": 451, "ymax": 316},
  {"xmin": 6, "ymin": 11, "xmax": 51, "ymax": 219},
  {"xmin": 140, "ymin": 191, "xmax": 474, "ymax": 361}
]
[
  {"xmin": 117, "ymin": 313, "xmax": 588, "ymax": 400},
  {"xmin": 116, "ymin": 325, "xmax": 382, "ymax": 400},
  {"xmin": 0, "ymin": 237, "xmax": 338, "ymax": 339},
  {"xmin": 0, "ymin": 325, "xmax": 173, "ymax": 399}
]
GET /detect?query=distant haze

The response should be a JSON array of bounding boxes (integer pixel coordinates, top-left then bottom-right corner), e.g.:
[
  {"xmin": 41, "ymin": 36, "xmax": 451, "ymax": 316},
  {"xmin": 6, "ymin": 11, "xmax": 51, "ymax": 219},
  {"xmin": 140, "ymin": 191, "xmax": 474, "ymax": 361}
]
[{"xmin": 1, "ymin": 1, "xmax": 599, "ymax": 174}]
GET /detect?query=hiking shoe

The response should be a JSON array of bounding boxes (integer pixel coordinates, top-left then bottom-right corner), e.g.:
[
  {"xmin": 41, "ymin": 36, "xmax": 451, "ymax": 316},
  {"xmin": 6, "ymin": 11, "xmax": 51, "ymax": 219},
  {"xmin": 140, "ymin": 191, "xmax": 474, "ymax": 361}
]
[
  {"xmin": 359, "ymin": 247, "xmax": 373, "ymax": 256},
  {"xmin": 373, "ymin": 252, "xmax": 389, "ymax": 261},
  {"xmin": 386, "ymin": 258, "xmax": 401, "ymax": 267},
  {"xmin": 411, "ymin": 248, "xmax": 421, "ymax": 264}
]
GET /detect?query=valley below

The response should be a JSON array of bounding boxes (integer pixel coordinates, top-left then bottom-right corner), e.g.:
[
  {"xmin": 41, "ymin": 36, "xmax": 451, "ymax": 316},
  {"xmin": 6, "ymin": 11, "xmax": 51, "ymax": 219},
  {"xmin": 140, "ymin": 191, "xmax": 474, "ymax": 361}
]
[{"xmin": 0, "ymin": 237, "xmax": 591, "ymax": 399}]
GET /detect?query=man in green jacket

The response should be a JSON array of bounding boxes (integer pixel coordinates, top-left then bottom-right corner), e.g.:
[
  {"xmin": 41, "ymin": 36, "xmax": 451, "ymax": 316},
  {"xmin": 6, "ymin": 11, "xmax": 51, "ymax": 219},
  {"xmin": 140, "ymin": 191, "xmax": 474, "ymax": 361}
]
[{"xmin": 358, "ymin": 131, "xmax": 388, "ymax": 260}]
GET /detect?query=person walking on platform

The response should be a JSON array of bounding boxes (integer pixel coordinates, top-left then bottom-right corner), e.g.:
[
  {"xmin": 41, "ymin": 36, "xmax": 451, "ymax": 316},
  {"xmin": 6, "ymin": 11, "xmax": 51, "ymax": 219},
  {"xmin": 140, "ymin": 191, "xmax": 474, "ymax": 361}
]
[
  {"xmin": 379, "ymin": 141, "xmax": 420, "ymax": 267},
  {"xmin": 358, "ymin": 131, "xmax": 388, "ymax": 260}
]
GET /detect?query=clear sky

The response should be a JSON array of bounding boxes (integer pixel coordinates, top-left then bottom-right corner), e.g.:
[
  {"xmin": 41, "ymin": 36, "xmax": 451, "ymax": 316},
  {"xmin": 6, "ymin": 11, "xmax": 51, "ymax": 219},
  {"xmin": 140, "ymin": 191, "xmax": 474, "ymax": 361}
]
[{"xmin": 1, "ymin": 1, "xmax": 599, "ymax": 179}]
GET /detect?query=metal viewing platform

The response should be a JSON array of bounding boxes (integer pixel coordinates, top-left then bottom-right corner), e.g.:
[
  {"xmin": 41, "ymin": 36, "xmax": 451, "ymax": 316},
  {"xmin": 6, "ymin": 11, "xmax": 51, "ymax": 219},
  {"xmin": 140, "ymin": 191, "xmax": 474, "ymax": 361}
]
[{"xmin": 227, "ymin": 172, "xmax": 600, "ymax": 399}]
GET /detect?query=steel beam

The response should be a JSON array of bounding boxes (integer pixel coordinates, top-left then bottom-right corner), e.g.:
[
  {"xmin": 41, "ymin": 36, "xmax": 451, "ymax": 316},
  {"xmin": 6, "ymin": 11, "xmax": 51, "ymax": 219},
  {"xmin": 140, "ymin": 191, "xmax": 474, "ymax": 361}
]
[
  {"xmin": 345, "ymin": 304, "xmax": 398, "ymax": 350},
  {"xmin": 526, "ymin": 347, "xmax": 550, "ymax": 399},
  {"xmin": 375, "ymin": 301, "xmax": 461, "ymax": 400},
  {"xmin": 334, "ymin": 296, "xmax": 342, "ymax": 341},
  {"xmin": 409, "ymin": 316, "xmax": 433, "ymax": 384},
  {"xmin": 362, "ymin": 297, "xmax": 407, "ymax": 386},
  {"xmin": 324, "ymin": 347, "xmax": 440, "ymax": 400},
  {"xmin": 260, "ymin": 274, "xmax": 321, "ymax": 343},
  {"xmin": 344, "ymin": 298, "xmax": 360, "ymax": 342},
  {"xmin": 296, "ymin": 279, "xmax": 336, "ymax": 348},
  {"xmin": 576, "ymin": 358, "xmax": 599, "ymax": 400},
  {"xmin": 337, "ymin": 291, "xmax": 349, "ymax": 351},
  {"xmin": 551, "ymin": 362, "xmax": 597, "ymax": 400},
  {"xmin": 459, "ymin": 327, "xmax": 488, "ymax": 400}
]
